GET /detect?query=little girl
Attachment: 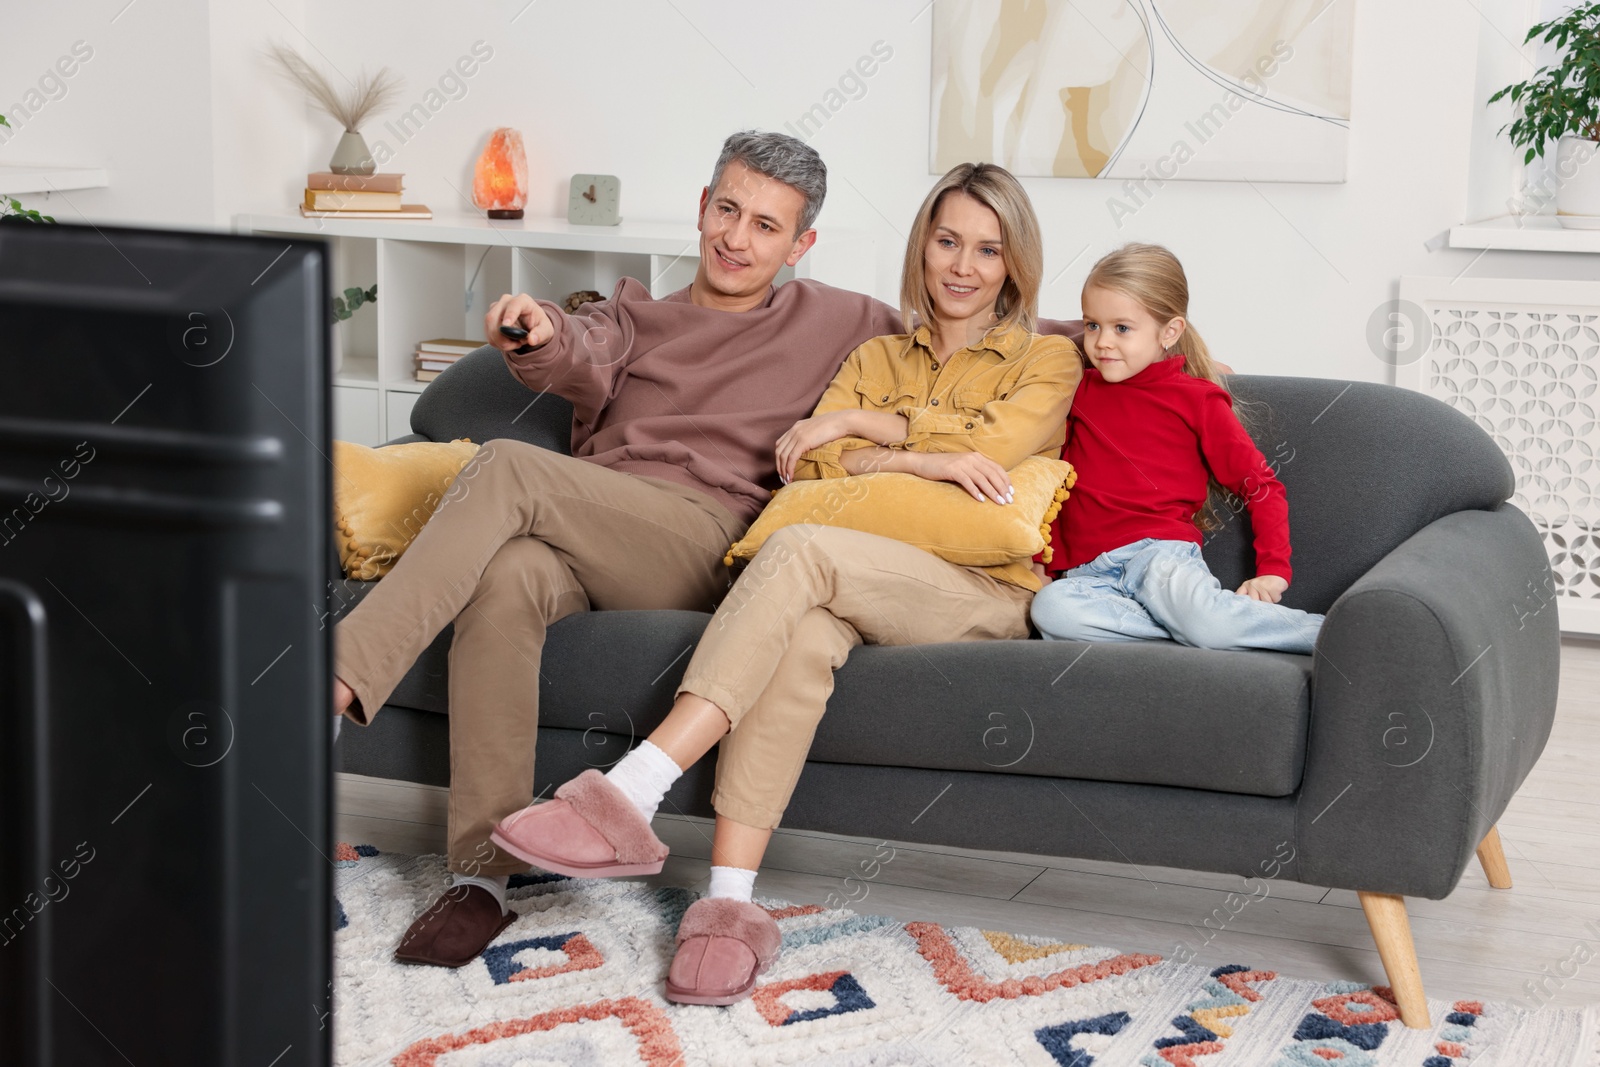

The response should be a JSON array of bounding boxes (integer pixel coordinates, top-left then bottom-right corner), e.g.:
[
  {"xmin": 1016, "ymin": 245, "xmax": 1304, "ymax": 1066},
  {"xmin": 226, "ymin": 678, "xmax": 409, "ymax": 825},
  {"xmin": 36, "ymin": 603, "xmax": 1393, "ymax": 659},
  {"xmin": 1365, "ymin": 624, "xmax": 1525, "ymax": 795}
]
[{"xmin": 1030, "ymin": 243, "xmax": 1323, "ymax": 653}]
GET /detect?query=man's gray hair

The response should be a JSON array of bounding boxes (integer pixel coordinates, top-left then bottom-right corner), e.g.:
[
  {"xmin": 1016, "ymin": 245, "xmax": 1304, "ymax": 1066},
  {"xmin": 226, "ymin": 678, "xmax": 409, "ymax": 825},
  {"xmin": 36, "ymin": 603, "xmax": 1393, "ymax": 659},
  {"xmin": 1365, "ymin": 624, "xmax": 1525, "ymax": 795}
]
[{"xmin": 707, "ymin": 130, "xmax": 827, "ymax": 235}]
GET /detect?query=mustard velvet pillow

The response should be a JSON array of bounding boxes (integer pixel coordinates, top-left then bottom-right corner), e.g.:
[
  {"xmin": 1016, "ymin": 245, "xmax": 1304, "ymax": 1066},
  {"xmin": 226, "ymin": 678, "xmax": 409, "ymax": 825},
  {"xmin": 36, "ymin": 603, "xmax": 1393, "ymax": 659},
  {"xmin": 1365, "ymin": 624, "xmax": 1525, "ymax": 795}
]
[
  {"xmin": 726, "ymin": 455, "xmax": 1076, "ymax": 568},
  {"xmin": 333, "ymin": 438, "xmax": 479, "ymax": 580}
]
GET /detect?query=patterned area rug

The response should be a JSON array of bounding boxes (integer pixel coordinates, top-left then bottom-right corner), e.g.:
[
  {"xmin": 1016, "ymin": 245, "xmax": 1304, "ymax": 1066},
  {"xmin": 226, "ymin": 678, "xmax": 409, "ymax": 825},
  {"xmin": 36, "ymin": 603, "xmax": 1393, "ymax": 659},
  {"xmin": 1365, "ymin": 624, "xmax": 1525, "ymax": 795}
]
[{"xmin": 333, "ymin": 845, "xmax": 1598, "ymax": 1066}]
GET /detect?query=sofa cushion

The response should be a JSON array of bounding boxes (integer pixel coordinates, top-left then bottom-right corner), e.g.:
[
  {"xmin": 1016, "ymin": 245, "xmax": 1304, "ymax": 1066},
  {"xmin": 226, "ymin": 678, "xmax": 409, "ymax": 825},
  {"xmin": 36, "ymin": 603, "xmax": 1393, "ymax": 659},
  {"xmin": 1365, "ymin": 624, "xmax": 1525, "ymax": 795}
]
[
  {"xmin": 332, "ymin": 438, "xmax": 479, "ymax": 579},
  {"xmin": 543, "ymin": 619, "xmax": 1311, "ymax": 797},
  {"xmin": 334, "ymin": 570, "xmax": 1312, "ymax": 799},
  {"xmin": 812, "ymin": 638, "xmax": 1311, "ymax": 797}
]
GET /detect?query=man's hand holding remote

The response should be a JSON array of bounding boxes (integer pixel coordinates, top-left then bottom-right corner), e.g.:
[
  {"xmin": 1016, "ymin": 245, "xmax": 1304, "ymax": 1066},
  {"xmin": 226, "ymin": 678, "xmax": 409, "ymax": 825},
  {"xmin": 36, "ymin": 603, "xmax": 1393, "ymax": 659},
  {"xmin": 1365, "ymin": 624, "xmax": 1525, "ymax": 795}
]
[{"xmin": 486, "ymin": 293, "xmax": 555, "ymax": 354}]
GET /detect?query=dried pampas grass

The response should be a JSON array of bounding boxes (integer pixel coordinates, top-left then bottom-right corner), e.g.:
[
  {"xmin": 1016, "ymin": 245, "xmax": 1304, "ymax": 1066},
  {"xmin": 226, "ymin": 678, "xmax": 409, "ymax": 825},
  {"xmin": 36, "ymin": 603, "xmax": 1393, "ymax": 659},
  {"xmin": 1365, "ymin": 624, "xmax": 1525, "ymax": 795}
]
[{"xmin": 266, "ymin": 42, "xmax": 403, "ymax": 132}]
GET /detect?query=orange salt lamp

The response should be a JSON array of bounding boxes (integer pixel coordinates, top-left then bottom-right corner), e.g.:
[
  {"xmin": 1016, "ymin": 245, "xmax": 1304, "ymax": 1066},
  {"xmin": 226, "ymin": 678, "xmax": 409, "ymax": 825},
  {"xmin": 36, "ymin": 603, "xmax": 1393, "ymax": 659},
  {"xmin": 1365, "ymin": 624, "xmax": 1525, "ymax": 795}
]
[{"xmin": 472, "ymin": 127, "xmax": 528, "ymax": 219}]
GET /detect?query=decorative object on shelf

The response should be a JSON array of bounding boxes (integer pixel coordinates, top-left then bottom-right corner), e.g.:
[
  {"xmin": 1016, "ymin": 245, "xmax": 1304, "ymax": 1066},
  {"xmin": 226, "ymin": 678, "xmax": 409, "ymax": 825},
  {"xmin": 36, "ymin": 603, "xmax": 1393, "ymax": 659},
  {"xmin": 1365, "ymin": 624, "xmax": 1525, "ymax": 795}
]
[
  {"xmin": 331, "ymin": 284, "xmax": 377, "ymax": 375},
  {"xmin": 473, "ymin": 128, "xmax": 529, "ymax": 220},
  {"xmin": 413, "ymin": 337, "xmax": 481, "ymax": 382},
  {"xmin": 1489, "ymin": 3, "xmax": 1600, "ymax": 227},
  {"xmin": 0, "ymin": 116, "xmax": 54, "ymax": 224},
  {"xmin": 563, "ymin": 290, "xmax": 604, "ymax": 313},
  {"xmin": 301, "ymin": 203, "xmax": 431, "ymax": 220},
  {"xmin": 266, "ymin": 41, "xmax": 403, "ymax": 177},
  {"xmin": 567, "ymin": 173, "xmax": 621, "ymax": 226},
  {"xmin": 300, "ymin": 170, "xmax": 432, "ymax": 219},
  {"xmin": 308, "ymin": 171, "xmax": 404, "ymax": 194},
  {"xmin": 305, "ymin": 187, "xmax": 401, "ymax": 212}
]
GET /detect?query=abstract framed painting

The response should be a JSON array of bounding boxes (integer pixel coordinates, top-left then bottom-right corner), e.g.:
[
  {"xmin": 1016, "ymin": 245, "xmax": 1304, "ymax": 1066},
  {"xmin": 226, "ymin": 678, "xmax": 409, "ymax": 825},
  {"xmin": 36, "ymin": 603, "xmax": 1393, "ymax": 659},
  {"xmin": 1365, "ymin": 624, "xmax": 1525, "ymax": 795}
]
[{"xmin": 930, "ymin": 0, "xmax": 1354, "ymax": 183}]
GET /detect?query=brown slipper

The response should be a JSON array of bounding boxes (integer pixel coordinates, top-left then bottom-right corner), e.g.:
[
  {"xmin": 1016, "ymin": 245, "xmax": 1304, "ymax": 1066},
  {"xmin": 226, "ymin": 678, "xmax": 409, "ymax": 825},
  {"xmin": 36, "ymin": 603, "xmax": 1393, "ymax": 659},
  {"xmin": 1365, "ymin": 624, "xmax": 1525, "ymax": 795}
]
[{"xmin": 393, "ymin": 883, "xmax": 515, "ymax": 968}]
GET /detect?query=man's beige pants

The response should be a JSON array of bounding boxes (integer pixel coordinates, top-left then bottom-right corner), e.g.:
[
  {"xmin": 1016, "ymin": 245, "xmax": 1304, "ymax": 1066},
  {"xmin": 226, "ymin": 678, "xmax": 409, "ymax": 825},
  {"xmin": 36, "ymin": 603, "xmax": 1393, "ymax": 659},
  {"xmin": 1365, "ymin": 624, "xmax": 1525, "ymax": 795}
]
[
  {"xmin": 680, "ymin": 524, "xmax": 1034, "ymax": 831},
  {"xmin": 334, "ymin": 439, "xmax": 744, "ymax": 876}
]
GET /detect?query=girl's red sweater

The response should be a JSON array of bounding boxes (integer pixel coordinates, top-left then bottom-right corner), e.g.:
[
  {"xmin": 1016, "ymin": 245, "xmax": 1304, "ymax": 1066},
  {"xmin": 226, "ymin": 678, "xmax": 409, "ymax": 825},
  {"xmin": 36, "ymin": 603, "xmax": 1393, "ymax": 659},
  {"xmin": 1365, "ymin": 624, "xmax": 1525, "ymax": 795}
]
[{"xmin": 1043, "ymin": 355, "xmax": 1293, "ymax": 580}]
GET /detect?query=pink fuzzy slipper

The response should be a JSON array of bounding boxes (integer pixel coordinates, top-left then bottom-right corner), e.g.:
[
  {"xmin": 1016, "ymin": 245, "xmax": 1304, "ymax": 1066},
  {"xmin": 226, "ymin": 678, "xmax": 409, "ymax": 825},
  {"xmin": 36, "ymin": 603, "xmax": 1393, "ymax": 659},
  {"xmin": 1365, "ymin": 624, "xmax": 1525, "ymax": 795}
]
[
  {"xmin": 664, "ymin": 897, "xmax": 782, "ymax": 1006},
  {"xmin": 489, "ymin": 769, "xmax": 669, "ymax": 878}
]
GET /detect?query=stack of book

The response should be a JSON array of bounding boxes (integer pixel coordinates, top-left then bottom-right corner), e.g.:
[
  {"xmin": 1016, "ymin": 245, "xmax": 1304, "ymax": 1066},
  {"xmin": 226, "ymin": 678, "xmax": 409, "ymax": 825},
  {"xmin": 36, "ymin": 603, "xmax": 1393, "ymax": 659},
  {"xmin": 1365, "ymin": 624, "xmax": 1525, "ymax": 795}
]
[
  {"xmin": 301, "ymin": 172, "xmax": 432, "ymax": 220},
  {"xmin": 414, "ymin": 338, "xmax": 483, "ymax": 382}
]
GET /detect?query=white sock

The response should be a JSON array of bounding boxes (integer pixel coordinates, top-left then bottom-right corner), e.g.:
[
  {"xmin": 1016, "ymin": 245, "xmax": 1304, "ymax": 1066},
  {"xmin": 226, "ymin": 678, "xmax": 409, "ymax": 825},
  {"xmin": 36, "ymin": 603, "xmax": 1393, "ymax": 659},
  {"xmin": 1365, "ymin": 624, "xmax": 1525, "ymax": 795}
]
[
  {"xmin": 604, "ymin": 740, "xmax": 682, "ymax": 822},
  {"xmin": 708, "ymin": 865, "xmax": 758, "ymax": 903},
  {"xmin": 450, "ymin": 872, "xmax": 509, "ymax": 915}
]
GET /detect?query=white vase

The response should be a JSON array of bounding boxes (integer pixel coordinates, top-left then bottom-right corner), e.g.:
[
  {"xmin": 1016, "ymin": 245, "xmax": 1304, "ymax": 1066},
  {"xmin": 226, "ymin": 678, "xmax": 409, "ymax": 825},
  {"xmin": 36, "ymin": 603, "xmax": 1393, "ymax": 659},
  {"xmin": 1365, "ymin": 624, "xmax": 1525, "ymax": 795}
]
[
  {"xmin": 330, "ymin": 325, "xmax": 344, "ymax": 376},
  {"xmin": 1555, "ymin": 135, "xmax": 1600, "ymax": 228}
]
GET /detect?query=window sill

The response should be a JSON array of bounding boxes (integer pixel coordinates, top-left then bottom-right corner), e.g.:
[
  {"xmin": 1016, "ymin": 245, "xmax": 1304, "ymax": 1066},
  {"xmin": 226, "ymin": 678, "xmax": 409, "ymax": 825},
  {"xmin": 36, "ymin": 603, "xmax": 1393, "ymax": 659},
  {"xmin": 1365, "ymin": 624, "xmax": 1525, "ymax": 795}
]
[{"xmin": 1450, "ymin": 214, "xmax": 1600, "ymax": 253}]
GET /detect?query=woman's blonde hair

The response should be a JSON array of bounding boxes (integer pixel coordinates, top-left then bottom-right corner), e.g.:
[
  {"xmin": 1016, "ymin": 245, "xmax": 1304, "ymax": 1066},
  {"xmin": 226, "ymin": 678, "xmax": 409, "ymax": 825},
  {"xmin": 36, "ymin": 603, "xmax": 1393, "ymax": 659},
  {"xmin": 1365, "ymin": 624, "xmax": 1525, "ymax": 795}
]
[
  {"xmin": 1081, "ymin": 242, "xmax": 1225, "ymax": 386},
  {"xmin": 899, "ymin": 162, "xmax": 1043, "ymax": 337}
]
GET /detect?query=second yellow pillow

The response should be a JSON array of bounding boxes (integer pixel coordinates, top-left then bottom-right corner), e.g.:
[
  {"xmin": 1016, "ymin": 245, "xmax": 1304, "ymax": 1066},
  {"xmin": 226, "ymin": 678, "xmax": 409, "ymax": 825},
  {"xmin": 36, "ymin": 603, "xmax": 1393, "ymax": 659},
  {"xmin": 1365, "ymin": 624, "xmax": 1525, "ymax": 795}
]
[
  {"xmin": 726, "ymin": 455, "xmax": 1075, "ymax": 568},
  {"xmin": 333, "ymin": 438, "xmax": 480, "ymax": 580}
]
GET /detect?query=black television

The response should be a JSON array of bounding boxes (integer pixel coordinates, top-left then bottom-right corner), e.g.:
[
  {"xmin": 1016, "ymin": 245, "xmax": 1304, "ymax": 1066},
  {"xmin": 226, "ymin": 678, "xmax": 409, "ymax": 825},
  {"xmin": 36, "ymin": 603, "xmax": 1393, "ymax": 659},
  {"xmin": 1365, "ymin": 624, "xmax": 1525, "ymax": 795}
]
[{"xmin": 0, "ymin": 218, "xmax": 333, "ymax": 1064}]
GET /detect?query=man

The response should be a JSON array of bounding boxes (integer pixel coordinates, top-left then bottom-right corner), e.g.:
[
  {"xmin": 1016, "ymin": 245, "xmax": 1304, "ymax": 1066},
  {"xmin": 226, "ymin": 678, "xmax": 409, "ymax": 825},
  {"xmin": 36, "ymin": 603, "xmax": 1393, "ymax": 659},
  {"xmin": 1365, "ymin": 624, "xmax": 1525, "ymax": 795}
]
[{"xmin": 331, "ymin": 130, "xmax": 1082, "ymax": 967}]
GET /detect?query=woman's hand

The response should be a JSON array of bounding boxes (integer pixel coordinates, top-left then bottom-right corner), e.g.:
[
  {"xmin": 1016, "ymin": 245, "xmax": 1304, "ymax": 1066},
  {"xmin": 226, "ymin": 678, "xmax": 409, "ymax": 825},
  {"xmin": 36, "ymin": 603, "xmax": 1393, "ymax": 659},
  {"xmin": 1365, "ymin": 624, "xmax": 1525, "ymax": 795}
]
[
  {"xmin": 1030, "ymin": 561, "xmax": 1052, "ymax": 587},
  {"xmin": 910, "ymin": 452, "xmax": 1014, "ymax": 503},
  {"xmin": 1237, "ymin": 574, "xmax": 1287, "ymax": 603},
  {"xmin": 775, "ymin": 411, "xmax": 857, "ymax": 483}
]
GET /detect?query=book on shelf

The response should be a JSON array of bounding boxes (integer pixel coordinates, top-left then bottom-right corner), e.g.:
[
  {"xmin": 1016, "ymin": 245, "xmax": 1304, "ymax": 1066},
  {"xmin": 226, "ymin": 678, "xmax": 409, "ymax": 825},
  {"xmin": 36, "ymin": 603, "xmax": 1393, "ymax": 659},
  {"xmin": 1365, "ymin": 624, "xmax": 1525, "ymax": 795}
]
[
  {"xmin": 299, "ymin": 204, "xmax": 433, "ymax": 220},
  {"xmin": 412, "ymin": 338, "xmax": 483, "ymax": 381},
  {"xmin": 415, "ymin": 338, "xmax": 484, "ymax": 355},
  {"xmin": 307, "ymin": 171, "xmax": 404, "ymax": 193},
  {"xmin": 304, "ymin": 188, "xmax": 402, "ymax": 211}
]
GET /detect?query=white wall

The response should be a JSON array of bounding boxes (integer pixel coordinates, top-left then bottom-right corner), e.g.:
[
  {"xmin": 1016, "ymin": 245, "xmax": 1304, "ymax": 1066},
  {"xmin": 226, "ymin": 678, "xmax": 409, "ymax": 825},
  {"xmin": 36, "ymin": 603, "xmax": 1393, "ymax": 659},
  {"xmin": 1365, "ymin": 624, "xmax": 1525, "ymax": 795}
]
[
  {"xmin": 0, "ymin": 0, "xmax": 216, "ymax": 228},
  {"xmin": 6, "ymin": 0, "xmax": 1598, "ymax": 383}
]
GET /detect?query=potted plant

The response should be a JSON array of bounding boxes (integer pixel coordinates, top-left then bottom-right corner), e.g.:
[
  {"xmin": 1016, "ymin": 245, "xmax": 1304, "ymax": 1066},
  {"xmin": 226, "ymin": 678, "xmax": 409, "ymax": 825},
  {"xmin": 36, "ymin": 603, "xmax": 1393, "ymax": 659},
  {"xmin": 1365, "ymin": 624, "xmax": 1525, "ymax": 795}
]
[
  {"xmin": 331, "ymin": 284, "xmax": 376, "ymax": 375},
  {"xmin": 0, "ymin": 115, "xmax": 55, "ymax": 224},
  {"xmin": 1489, "ymin": 2, "xmax": 1600, "ymax": 226}
]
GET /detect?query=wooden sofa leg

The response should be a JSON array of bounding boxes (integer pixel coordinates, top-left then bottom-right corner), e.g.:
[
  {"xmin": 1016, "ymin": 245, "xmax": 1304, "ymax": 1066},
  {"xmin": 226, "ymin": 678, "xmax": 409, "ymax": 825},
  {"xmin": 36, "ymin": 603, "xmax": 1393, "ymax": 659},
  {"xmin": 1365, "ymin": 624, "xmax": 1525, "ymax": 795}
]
[
  {"xmin": 1476, "ymin": 825, "xmax": 1513, "ymax": 889},
  {"xmin": 1357, "ymin": 891, "xmax": 1431, "ymax": 1029}
]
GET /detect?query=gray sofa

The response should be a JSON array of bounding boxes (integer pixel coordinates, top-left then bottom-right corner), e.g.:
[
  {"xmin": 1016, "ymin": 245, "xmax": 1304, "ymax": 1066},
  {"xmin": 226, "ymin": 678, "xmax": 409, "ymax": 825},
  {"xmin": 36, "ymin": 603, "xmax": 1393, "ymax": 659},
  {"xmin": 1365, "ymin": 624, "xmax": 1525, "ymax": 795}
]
[{"xmin": 331, "ymin": 344, "xmax": 1559, "ymax": 1028}]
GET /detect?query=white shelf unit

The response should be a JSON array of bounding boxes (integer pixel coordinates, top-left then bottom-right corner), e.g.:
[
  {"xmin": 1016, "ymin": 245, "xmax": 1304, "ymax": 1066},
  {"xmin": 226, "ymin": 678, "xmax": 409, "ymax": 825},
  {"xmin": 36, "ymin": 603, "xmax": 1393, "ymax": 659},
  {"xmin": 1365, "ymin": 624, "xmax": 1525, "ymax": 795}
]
[{"xmin": 232, "ymin": 209, "xmax": 875, "ymax": 445}]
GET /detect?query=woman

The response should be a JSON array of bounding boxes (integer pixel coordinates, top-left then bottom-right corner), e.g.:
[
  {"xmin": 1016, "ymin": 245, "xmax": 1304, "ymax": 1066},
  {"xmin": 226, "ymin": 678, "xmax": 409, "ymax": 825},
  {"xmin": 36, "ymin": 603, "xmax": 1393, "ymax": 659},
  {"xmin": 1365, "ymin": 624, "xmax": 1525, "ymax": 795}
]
[{"xmin": 491, "ymin": 162, "xmax": 1082, "ymax": 1004}]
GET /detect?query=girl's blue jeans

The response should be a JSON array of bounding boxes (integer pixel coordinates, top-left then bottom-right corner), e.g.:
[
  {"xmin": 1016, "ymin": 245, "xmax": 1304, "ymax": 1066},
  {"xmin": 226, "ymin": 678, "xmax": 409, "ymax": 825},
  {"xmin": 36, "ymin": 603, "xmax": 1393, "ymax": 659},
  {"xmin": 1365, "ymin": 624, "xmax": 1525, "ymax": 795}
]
[{"xmin": 1030, "ymin": 538, "xmax": 1324, "ymax": 654}]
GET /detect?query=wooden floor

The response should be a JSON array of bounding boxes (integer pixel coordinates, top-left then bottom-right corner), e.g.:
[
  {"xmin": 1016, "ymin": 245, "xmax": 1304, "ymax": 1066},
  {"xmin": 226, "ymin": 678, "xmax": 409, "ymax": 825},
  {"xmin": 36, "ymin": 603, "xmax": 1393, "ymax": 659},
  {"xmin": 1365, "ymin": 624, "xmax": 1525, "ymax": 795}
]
[{"xmin": 336, "ymin": 636, "xmax": 1600, "ymax": 1010}]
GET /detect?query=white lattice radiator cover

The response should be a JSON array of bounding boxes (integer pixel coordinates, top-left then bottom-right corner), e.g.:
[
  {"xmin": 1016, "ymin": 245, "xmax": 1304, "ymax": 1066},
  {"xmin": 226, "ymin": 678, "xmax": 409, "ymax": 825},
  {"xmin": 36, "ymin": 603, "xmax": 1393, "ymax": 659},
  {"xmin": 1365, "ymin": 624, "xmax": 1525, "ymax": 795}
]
[{"xmin": 1397, "ymin": 276, "xmax": 1598, "ymax": 635}]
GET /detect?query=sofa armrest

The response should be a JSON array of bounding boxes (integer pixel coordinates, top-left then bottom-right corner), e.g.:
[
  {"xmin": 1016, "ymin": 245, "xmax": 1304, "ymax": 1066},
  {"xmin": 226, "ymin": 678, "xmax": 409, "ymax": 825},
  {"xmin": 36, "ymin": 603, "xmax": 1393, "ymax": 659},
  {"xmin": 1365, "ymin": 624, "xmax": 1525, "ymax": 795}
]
[
  {"xmin": 379, "ymin": 433, "xmax": 430, "ymax": 447},
  {"xmin": 1294, "ymin": 503, "xmax": 1559, "ymax": 898}
]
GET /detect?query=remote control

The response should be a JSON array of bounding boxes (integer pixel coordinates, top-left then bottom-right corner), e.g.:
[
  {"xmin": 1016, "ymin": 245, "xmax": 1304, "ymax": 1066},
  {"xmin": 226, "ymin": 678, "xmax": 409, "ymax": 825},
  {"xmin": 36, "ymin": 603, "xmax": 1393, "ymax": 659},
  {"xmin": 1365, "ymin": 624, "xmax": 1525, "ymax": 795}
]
[{"xmin": 499, "ymin": 323, "xmax": 535, "ymax": 354}]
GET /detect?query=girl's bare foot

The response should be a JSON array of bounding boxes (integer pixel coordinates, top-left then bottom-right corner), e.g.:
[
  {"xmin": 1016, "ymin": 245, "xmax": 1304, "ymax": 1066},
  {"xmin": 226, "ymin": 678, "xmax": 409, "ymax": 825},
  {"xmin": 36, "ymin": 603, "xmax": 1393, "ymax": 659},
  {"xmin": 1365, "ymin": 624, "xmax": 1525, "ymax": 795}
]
[{"xmin": 333, "ymin": 676, "xmax": 355, "ymax": 717}]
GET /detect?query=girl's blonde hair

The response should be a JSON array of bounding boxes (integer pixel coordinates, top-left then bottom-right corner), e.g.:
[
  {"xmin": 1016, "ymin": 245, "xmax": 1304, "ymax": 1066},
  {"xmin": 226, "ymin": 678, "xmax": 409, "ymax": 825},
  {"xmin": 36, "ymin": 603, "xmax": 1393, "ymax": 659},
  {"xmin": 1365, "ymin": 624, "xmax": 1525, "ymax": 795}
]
[
  {"xmin": 900, "ymin": 162, "xmax": 1043, "ymax": 337},
  {"xmin": 1083, "ymin": 242, "xmax": 1246, "ymax": 529},
  {"xmin": 1081, "ymin": 242, "xmax": 1225, "ymax": 386}
]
